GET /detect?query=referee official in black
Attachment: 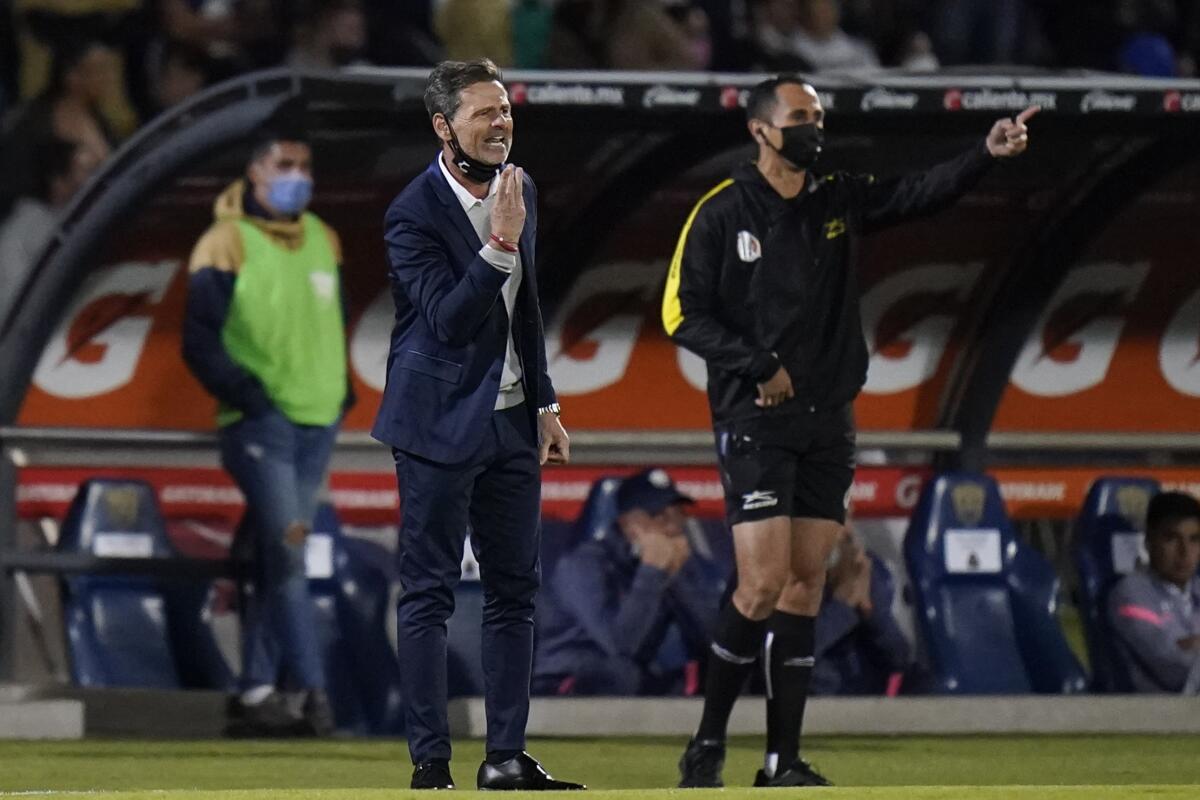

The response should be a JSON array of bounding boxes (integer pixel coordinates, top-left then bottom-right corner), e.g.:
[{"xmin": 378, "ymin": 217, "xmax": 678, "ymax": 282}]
[{"xmin": 664, "ymin": 75, "xmax": 1037, "ymax": 788}]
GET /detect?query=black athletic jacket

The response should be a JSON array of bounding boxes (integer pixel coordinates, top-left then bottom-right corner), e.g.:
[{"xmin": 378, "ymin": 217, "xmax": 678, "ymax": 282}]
[{"xmin": 661, "ymin": 142, "xmax": 995, "ymax": 425}]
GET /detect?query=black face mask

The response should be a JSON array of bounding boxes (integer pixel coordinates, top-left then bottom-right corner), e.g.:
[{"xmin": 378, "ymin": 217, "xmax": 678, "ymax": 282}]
[
  {"xmin": 446, "ymin": 122, "xmax": 503, "ymax": 185},
  {"xmin": 764, "ymin": 122, "xmax": 824, "ymax": 170}
]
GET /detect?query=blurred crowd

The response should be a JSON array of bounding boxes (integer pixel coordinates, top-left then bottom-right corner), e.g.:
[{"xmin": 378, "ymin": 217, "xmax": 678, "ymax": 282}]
[{"xmin": 2, "ymin": 0, "xmax": 1200, "ymax": 283}]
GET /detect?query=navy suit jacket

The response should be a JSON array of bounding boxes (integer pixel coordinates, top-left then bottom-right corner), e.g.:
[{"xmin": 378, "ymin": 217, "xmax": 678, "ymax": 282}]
[{"xmin": 371, "ymin": 155, "xmax": 557, "ymax": 463}]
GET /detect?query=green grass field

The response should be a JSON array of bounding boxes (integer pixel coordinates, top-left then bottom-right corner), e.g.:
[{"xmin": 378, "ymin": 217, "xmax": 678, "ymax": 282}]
[{"xmin": 2, "ymin": 736, "xmax": 1198, "ymax": 799}]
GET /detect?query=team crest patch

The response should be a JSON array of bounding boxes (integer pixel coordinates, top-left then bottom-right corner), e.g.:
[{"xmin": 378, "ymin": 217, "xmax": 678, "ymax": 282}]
[
  {"xmin": 736, "ymin": 231, "xmax": 762, "ymax": 263},
  {"xmin": 951, "ymin": 483, "xmax": 986, "ymax": 526},
  {"xmin": 309, "ymin": 272, "xmax": 336, "ymax": 301},
  {"xmin": 1115, "ymin": 485, "xmax": 1151, "ymax": 526}
]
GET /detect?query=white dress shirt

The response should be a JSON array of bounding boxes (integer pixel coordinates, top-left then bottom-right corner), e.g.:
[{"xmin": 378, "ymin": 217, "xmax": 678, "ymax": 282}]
[{"xmin": 437, "ymin": 153, "xmax": 524, "ymax": 409}]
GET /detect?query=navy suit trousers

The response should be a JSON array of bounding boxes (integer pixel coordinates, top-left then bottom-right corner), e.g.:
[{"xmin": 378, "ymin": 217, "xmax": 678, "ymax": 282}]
[{"xmin": 393, "ymin": 404, "xmax": 541, "ymax": 764}]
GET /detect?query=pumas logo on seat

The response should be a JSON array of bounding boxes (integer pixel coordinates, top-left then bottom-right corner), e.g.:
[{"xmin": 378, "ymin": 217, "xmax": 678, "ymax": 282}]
[
  {"xmin": 736, "ymin": 230, "xmax": 762, "ymax": 262},
  {"xmin": 742, "ymin": 490, "xmax": 778, "ymax": 510}
]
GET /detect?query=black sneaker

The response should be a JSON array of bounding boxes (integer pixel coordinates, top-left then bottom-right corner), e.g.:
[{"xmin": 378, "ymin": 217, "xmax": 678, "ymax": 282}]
[
  {"xmin": 412, "ymin": 760, "xmax": 455, "ymax": 790},
  {"xmin": 678, "ymin": 738, "xmax": 725, "ymax": 788},
  {"xmin": 300, "ymin": 689, "xmax": 336, "ymax": 737},
  {"xmin": 225, "ymin": 692, "xmax": 306, "ymax": 738},
  {"xmin": 753, "ymin": 758, "xmax": 833, "ymax": 787}
]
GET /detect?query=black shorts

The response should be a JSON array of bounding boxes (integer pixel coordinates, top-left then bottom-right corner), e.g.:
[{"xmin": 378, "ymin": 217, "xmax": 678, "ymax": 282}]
[{"xmin": 715, "ymin": 404, "xmax": 856, "ymax": 526}]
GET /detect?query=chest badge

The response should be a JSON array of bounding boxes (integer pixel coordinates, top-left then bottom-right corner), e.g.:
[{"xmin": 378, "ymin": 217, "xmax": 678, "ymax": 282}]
[
  {"xmin": 736, "ymin": 230, "xmax": 762, "ymax": 263},
  {"xmin": 309, "ymin": 272, "xmax": 336, "ymax": 302},
  {"xmin": 824, "ymin": 218, "xmax": 847, "ymax": 240}
]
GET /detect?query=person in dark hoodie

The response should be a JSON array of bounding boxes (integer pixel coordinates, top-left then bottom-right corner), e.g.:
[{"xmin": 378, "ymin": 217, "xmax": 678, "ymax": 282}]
[
  {"xmin": 182, "ymin": 115, "xmax": 349, "ymax": 737},
  {"xmin": 666, "ymin": 74, "xmax": 1036, "ymax": 788},
  {"xmin": 534, "ymin": 468, "xmax": 725, "ymax": 696},
  {"xmin": 811, "ymin": 525, "xmax": 910, "ymax": 696}
]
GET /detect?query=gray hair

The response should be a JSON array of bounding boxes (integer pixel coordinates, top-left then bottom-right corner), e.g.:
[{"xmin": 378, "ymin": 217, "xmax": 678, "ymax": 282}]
[{"xmin": 423, "ymin": 59, "xmax": 504, "ymax": 122}]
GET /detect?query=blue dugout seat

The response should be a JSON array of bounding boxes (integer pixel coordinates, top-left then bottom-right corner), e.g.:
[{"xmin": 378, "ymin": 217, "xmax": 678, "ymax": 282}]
[
  {"xmin": 447, "ymin": 577, "xmax": 485, "ymax": 697},
  {"xmin": 58, "ymin": 479, "xmax": 232, "ymax": 689},
  {"xmin": 904, "ymin": 473, "xmax": 1086, "ymax": 694},
  {"xmin": 306, "ymin": 505, "xmax": 404, "ymax": 734},
  {"xmin": 1072, "ymin": 477, "xmax": 1159, "ymax": 692}
]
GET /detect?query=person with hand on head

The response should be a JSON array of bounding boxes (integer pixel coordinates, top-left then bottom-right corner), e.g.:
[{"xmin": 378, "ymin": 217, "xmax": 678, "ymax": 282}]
[
  {"xmin": 1109, "ymin": 491, "xmax": 1200, "ymax": 694},
  {"xmin": 372, "ymin": 58, "xmax": 578, "ymax": 792},
  {"xmin": 812, "ymin": 526, "xmax": 911, "ymax": 695},
  {"xmin": 182, "ymin": 110, "xmax": 351, "ymax": 738},
  {"xmin": 534, "ymin": 469, "xmax": 726, "ymax": 697},
  {"xmin": 664, "ymin": 73, "xmax": 1035, "ymax": 789}
]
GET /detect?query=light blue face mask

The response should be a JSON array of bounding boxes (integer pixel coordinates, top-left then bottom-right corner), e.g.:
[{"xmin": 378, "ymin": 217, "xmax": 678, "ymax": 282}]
[{"xmin": 267, "ymin": 172, "xmax": 313, "ymax": 216}]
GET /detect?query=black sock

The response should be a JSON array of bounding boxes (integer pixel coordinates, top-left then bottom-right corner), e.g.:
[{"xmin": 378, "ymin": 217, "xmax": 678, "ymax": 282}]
[
  {"xmin": 486, "ymin": 749, "xmax": 522, "ymax": 765},
  {"xmin": 763, "ymin": 611, "xmax": 815, "ymax": 776},
  {"xmin": 695, "ymin": 602, "xmax": 767, "ymax": 743}
]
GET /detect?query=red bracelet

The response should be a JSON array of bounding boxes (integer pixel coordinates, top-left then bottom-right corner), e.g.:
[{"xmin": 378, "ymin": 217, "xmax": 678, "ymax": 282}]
[{"xmin": 489, "ymin": 233, "xmax": 518, "ymax": 253}]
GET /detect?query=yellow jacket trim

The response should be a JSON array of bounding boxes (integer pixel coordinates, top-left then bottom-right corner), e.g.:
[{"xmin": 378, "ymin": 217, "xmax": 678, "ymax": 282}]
[{"xmin": 661, "ymin": 179, "xmax": 734, "ymax": 336}]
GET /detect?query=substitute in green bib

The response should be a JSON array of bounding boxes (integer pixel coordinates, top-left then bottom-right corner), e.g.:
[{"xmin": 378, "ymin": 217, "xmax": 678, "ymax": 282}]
[{"xmin": 182, "ymin": 123, "xmax": 351, "ymax": 738}]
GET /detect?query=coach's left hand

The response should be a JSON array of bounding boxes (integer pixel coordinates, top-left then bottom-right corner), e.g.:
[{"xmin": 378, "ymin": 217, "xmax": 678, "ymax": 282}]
[
  {"xmin": 539, "ymin": 414, "xmax": 570, "ymax": 465},
  {"xmin": 986, "ymin": 105, "xmax": 1039, "ymax": 158}
]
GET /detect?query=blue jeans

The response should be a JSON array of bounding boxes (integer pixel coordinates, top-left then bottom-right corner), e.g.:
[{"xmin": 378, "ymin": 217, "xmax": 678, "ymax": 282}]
[{"xmin": 219, "ymin": 410, "xmax": 339, "ymax": 692}]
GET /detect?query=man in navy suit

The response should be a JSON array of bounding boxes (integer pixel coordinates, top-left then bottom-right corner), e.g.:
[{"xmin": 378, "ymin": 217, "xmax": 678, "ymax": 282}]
[{"xmin": 372, "ymin": 59, "xmax": 583, "ymax": 792}]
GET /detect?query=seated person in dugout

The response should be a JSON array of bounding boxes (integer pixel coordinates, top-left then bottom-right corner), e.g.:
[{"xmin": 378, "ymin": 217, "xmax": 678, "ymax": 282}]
[
  {"xmin": 1109, "ymin": 491, "xmax": 1200, "ymax": 694},
  {"xmin": 812, "ymin": 525, "xmax": 911, "ymax": 695},
  {"xmin": 534, "ymin": 469, "xmax": 725, "ymax": 695}
]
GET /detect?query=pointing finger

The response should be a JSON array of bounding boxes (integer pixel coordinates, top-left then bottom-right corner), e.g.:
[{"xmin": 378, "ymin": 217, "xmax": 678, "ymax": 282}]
[{"xmin": 1016, "ymin": 106, "xmax": 1040, "ymax": 125}]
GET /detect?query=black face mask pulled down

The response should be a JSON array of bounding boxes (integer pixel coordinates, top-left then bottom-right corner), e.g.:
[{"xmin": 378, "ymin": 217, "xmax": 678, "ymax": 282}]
[
  {"xmin": 446, "ymin": 123, "xmax": 503, "ymax": 185},
  {"xmin": 766, "ymin": 122, "xmax": 824, "ymax": 171}
]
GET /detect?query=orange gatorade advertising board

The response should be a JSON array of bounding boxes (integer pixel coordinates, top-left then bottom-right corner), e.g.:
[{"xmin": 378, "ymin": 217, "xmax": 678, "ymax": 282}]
[{"xmin": 18, "ymin": 249, "xmax": 1200, "ymax": 433}]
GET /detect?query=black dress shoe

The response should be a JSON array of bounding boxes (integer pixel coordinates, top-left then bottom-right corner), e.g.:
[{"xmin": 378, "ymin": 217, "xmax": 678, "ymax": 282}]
[
  {"xmin": 476, "ymin": 751, "xmax": 585, "ymax": 791},
  {"xmin": 411, "ymin": 760, "xmax": 455, "ymax": 790},
  {"xmin": 752, "ymin": 758, "xmax": 833, "ymax": 787}
]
